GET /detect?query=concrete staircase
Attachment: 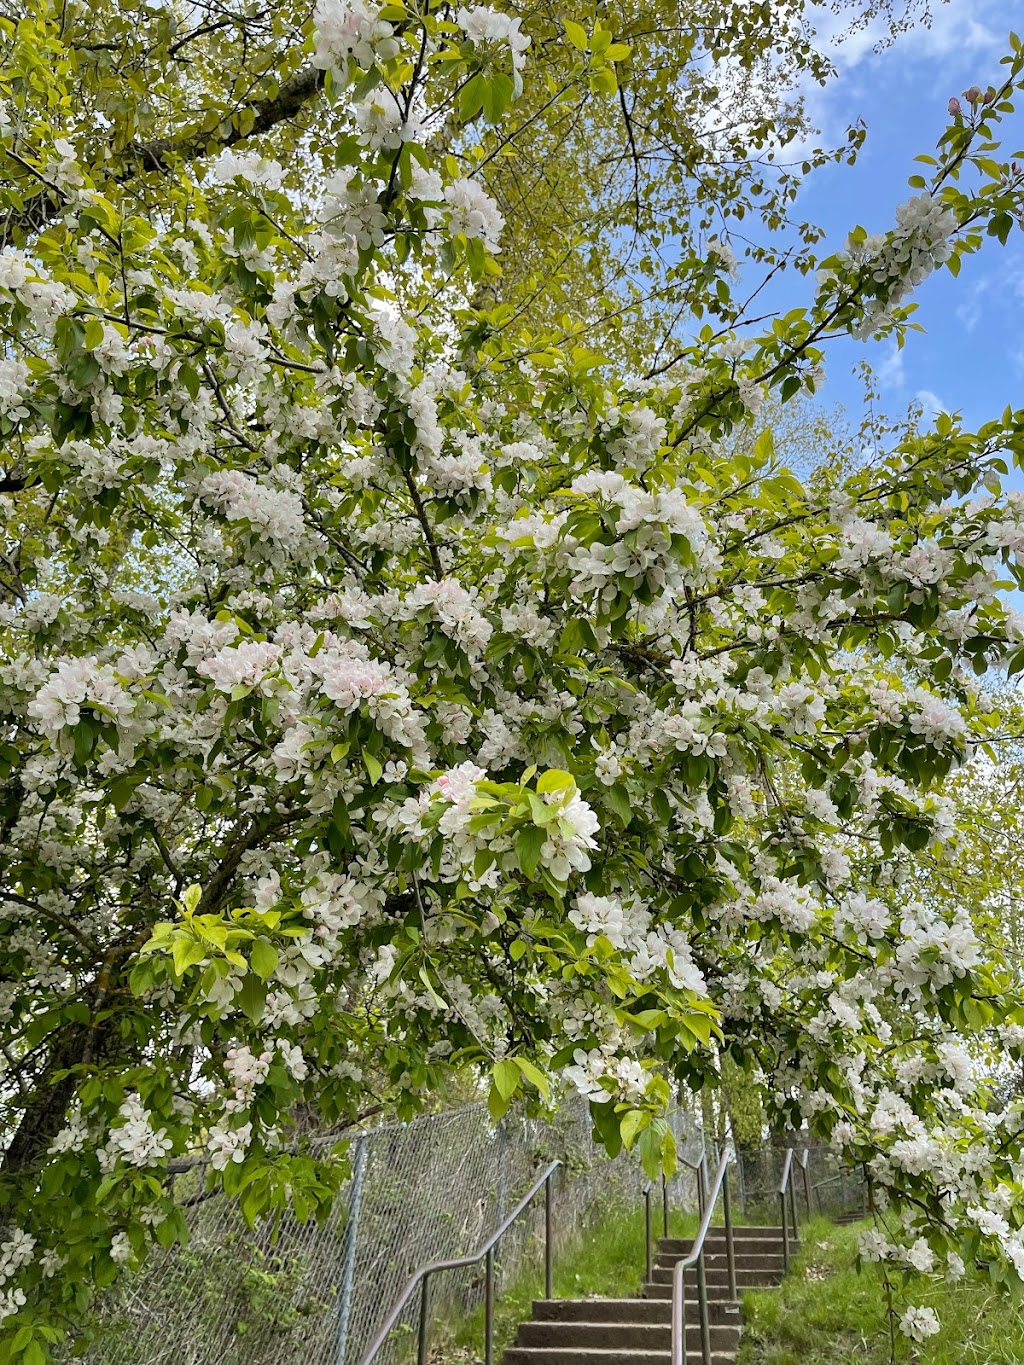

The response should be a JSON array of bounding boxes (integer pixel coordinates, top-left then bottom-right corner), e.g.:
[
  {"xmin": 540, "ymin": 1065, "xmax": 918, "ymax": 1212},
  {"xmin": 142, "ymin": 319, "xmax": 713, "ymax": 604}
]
[{"xmin": 503, "ymin": 1225, "xmax": 788, "ymax": 1365}]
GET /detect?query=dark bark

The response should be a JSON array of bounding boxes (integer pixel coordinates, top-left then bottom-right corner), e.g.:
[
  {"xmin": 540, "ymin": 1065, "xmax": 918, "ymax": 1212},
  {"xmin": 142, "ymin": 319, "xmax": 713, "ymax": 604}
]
[{"xmin": 1, "ymin": 1030, "xmax": 86, "ymax": 1178}]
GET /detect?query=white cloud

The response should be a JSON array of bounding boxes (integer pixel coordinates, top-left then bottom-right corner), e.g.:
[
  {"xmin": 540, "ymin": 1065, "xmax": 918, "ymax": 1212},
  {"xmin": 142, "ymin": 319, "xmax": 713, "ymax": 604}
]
[
  {"xmin": 955, "ymin": 275, "xmax": 990, "ymax": 333},
  {"xmin": 792, "ymin": 0, "xmax": 1009, "ymax": 158},
  {"xmin": 875, "ymin": 339, "xmax": 906, "ymax": 390},
  {"xmin": 913, "ymin": 388, "xmax": 947, "ymax": 418},
  {"xmin": 825, "ymin": 0, "xmax": 1002, "ymax": 72}
]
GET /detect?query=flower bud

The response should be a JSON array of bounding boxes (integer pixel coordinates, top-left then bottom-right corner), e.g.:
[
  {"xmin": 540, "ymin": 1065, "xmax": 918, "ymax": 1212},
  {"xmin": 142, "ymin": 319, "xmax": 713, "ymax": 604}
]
[
  {"xmin": 948, "ymin": 96, "xmax": 962, "ymax": 116},
  {"xmin": 964, "ymin": 85, "xmax": 982, "ymax": 103},
  {"xmin": 983, "ymin": 87, "xmax": 996, "ymax": 103}
]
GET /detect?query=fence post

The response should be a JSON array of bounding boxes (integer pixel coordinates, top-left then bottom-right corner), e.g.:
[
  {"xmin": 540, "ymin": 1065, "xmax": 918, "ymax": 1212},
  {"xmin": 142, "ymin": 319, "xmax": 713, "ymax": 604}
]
[
  {"xmin": 334, "ymin": 1134, "xmax": 369, "ymax": 1365},
  {"xmin": 484, "ymin": 1248, "xmax": 495, "ymax": 1365},
  {"xmin": 644, "ymin": 1186, "xmax": 653, "ymax": 1285}
]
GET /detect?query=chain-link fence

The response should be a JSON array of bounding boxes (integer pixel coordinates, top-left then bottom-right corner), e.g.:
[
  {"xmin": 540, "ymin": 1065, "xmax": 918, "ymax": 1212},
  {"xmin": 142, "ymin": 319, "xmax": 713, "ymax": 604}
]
[
  {"xmin": 732, "ymin": 1144, "xmax": 864, "ymax": 1223},
  {"xmin": 72, "ymin": 1098, "xmax": 704, "ymax": 1365}
]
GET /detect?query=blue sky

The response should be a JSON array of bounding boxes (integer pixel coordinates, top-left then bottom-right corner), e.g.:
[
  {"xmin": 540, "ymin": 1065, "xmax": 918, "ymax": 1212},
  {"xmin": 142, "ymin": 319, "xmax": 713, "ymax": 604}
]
[{"xmin": 758, "ymin": 0, "xmax": 1024, "ymax": 436}]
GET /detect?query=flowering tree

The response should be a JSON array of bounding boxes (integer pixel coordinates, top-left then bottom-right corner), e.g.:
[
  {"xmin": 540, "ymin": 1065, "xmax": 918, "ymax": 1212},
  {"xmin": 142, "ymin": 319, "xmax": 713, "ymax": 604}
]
[{"xmin": 4, "ymin": 0, "xmax": 1024, "ymax": 1355}]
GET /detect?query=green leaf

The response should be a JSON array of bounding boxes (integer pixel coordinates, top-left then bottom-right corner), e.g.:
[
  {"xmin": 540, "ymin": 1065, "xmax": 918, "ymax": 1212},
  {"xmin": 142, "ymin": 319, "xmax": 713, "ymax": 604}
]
[
  {"xmin": 172, "ymin": 937, "xmax": 206, "ymax": 975},
  {"xmin": 619, "ymin": 1108, "xmax": 648, "ymax": 1149},
  {"xmin": 493, "ymin": 1057, "xmax": 521, "ymax": 1101},
  {"xmin": 459, "ymin": 73, "xmax": 484, "ymax": 123},
  {"xmin": 563, "ymin": 19, "xmax": 588, "ymax": 50},
  {"xmin": 536, "ymin": 769, "xmax": 574, "ymax": 795},
  {"xmin": 418, "ymin": 965, "xmax": 448, "ymax": 1008},
  {"xmin": 481, "ymin": 71, "xmax": 514, "ymax": 124},
  {"xmin": 487, "ymin": 1082, "xmax": 511, "ymax": 1123},
  {"xmin": 249, "ymin": 939, "xmax": 278, "ymax": 981},
  {"xmin": 605, "ymin": 784, "xmax": 632, "ymax": 828},
  {"xmin": 514, "ymin": 1056, "xmax": 550, "ymax": 1099},
  {"xmin": 362, "ymin": 749, "xmax": 383, "ymax": 785},
  {"xmin": 236, "ymin": 976, "xmax": 267, "ymax": 1022},
  {"xmin": 515, "ymin": 824, "xmax": 546, "ymax": 880},
  {"xmin": 638, "ymin": 1124, "xmax": 664, "ymax": 1179}
]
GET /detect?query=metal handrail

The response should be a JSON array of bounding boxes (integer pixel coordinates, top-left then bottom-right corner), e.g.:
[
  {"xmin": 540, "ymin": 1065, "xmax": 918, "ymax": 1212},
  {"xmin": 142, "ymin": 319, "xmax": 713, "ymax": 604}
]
[
  {"xmin": 641, "ymin": 1143, "xmax": 711, "ymax": 1279},
  {"xmin": 358, "ymin": 1159, "xmax": 561, "ymax": 1365},
  {"xmin": 670, "ymin": 1146, "xmax": 737, "ymax": 1365},
  {"xmin": 778, "ymin": 1147, "xmax": 810, "ymax": 1271}
]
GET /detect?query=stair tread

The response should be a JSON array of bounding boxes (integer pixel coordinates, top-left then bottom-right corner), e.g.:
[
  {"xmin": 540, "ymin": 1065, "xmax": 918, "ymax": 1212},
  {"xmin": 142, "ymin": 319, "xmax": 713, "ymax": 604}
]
[{"xmin": 504, "ymin": 1353, "xmax": 736, "ymax": 1363}]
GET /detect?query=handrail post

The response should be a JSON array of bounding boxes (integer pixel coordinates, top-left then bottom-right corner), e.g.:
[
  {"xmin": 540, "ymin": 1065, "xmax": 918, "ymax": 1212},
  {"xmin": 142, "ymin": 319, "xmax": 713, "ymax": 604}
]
[
  {"xmin": 645, "ymin": 1185, "xmax": 653, "ymax": 1285},
  {"xmin": 723, "ymin": 1162, "xmax": 737, "ymax": 1302},
  {"xmin": 662, "ymin": 1172, "xmax": 669, "ymax": 1238},
  {"xmin": 672, "ymin": 1265, "xmax": 687, "ymax": 1365},
  {"xmin": 484, "ymin": 1249, "xmax": 494, "ymax": 1365},
  {"xmin": 779, "ymin": 1191, "xmax": 789, "ymax": 1274},
  {"xmin": 790, "ymin": 1177, "xmax": 799, "ymax": 1250},
  {"xmin": 417, "ymin": 1273, "xmax": 430, "ymax": 1365},
  {"xmin": 802, "ymin": 1154, "xmax": 811, "ymax": 1219},
  {"xmin": 544, "ymin": 1171, "xmax": 553, "ymax": 1300},
  {"xmin": 697, "ymin": 1252, "xmax": 712, "ymax": 1365}
]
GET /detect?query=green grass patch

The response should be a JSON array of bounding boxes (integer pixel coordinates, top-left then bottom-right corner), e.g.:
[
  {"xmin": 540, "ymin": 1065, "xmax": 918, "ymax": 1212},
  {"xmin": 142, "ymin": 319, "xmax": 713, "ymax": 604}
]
[{"xmin": 739, "ymin": 1217, "xmax": 1024, "ymax": 1365}]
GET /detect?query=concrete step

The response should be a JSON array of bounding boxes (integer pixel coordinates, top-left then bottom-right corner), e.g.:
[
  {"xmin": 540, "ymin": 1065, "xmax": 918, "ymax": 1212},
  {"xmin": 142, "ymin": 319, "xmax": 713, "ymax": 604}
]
[
  {"xmin": 658, "ymin": 1226, "xmax": 786, "ymax": 1240},
  {"xmin": 531, "ymin": 1299, "xmax": 743, "ymax": 1326},
  {"xmin": 533, "ymin": 1299, "xmax": 673, "ymax": 1324},
  {"xmin": 643, "ymin": 1283, "xmax": 742, "ymax": 1303},
  {"xmin": 655, "ymin": 1251, "xmax": 785, "ymax": 1273},
  {"xmin": 650, "ymin": 1265, "xmax": 783, "ymax": 1287},
  {"xmin": 516, "ymin": 1322, "xmax": 742, "ymax": 1351},
  {"xmin": 658, "ymin": 1235, "xmax": 787, "ymax": 1255},
  {"xmin": 504, "ymin": 1350, "xmax": 737, "ymax": 1365}
]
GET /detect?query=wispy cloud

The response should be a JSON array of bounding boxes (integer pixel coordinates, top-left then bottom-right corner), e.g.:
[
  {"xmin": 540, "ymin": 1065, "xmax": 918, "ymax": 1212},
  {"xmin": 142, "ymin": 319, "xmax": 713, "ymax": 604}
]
[
  {"xmin": 876, "ymin": 340, "xmax": 906, "ymax": 390},
  {"xmin": 793, "ymin": 0, "xmax": 1009, "ymax": 156},
  {"xmin": 955, "ymin": 275, "xmax": 990, "ymax": 334},
  {"xmin": 913, "ymin": 388, "xmax": 948, "ymax": 419},
  {"xmin": 824, "ymin": 0, "xmax": 1003, "ymax": 72}
]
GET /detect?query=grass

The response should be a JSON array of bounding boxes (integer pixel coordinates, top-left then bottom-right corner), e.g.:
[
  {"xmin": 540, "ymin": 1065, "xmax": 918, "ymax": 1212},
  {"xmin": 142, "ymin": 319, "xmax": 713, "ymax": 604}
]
[{"xmin": 739, "ymin": 1216, "xmax": 1024, "ymax": 1365}]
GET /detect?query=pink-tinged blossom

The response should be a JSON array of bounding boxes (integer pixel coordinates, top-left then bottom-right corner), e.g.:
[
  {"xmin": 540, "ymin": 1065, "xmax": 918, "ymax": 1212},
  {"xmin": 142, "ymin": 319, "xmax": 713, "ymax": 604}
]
[
  {"xmin": 199, "ymin": 470, "xmax": 306, "ymax": 549},
  {"xmin": 436, "ymin": 761, "xmax": 487, "ymax": 808},
  {"xmin": 28, "ymin": 657, "xmax": 134, "ymax": 737},
  {"xmin": 199, "ymin": 640, "xmax": 282, "ymax": 693},
  {"xmin": 408, "ymin": 578, "xmax": 493, "ymax": 657}
]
